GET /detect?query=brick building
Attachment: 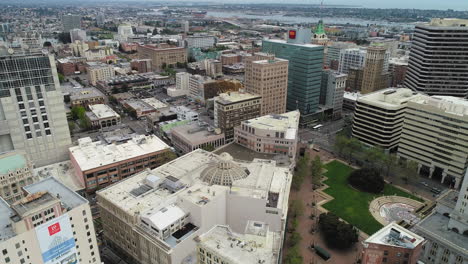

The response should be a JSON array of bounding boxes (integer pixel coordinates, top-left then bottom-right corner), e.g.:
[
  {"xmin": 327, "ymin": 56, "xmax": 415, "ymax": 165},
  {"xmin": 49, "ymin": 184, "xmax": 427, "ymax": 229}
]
[{"xmin": 69, "ymin": 135, "xmax": 171, "ymax": 192}]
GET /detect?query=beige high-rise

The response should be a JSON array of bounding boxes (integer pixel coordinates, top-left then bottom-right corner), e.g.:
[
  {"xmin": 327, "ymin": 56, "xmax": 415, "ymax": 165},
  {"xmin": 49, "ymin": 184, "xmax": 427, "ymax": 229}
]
[
  {"xmin": 361, "ymin": 46, "xmax": 388, "ymax": 94},
  {"xmin": 245, "ymin": 53, "xmax": 288, "ymax": 115}
]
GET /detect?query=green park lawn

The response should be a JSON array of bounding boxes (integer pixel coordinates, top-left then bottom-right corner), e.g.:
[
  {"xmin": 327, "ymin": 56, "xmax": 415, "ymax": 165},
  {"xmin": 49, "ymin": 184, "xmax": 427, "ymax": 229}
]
[{"xmin": 321, "ymin": 160, "xmax": 423, "ymax": 235}]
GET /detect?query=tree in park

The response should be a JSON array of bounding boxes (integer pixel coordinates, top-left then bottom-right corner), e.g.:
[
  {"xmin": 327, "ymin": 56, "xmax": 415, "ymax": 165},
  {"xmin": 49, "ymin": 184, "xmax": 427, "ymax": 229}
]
[
  {"xmin": 292, "ymin": 153, "xmax": 309, "ymax": 190},
  {"xmin": 288, "ymin": 231, "xmax": 301, "ymax": 247},
  {"xmin": 289, "ymin": 199, "xmax": 304, "ymax": 218},
  {"xmin": 310, "ymin": 155, "xmax": 323, "ymax": 187},
  {"xmin": 363, "ymin": 146, "xmax": 385, "ymax": 168},
  {"xmin": 402, "ymin": 160, "xmax": 420, "ymax": 188},
  {"xmin": 348, "ymin": 167, "xmax": 384, "ymax": 193},
  {"xmin": 318, "ymin": 212, "xmax": 358, "ymax": 250},
  {"xmin": 284, "ymin": 246, "xmax": 303, "ymax": 264},
  {"xmin": 383, "ymin": 153, "xmax": 398, "ymax": 177}
]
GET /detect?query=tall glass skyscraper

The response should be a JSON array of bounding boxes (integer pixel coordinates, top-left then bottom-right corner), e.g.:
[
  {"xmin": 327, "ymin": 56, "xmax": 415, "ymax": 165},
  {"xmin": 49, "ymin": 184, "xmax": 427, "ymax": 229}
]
[
  {"xmin": 0, "ymin": 50, "xmax": 72, "ymax": 166},
  {"xmin": 262, "ymin": 29, "xmax": 324, "ymax": 125}
]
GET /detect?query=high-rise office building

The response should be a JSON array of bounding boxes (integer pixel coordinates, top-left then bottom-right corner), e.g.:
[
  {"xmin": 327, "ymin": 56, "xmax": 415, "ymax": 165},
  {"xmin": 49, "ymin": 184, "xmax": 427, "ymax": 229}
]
[
  {"xmin": 96, "ymin": 12, "xmax": 105, "ymax": 27},
  {"xmin": 262, "ymin": 28, "xmax": 324, "ymax": 125},
  {"xmin": 405, "ymin": 18, "xmax": 468, "ymax": 98},
  {"xmin": 326, "ymin": 42, "xmax": 357, "ymax": 68},
  {"xmin": 62, "ymin": 14, "xmax": 81, "ymax": 32},
  {"xmin": 0, "ymin": 177, "xmax": 101, "ymax": 264},
  {"xmin": 338, "ymin": 48, "xmax": 367, "ymax": 74},
  {"xmin": 214, "ymin": 92, "xmax": 261, "ymax": 141},
  {"xmin": 351, "ymin": 88, "xmax": 420, "ymax": 151},
  {"xmin": 397, "ymin": 95, "xmax": 468, "ymax": 188},
  {"xmin": 361, "ymin": 46, "xmax": 389, "ymax": 94},
  {"xmin": 69, "ymin": 28, "xmax": 86, "ymax": 43},
  {"xmin": 321, "ymin": 70, "xmax": 347, "ymax": 118},
  {"xmin": 245, "ymin": 52, "xmax": 288, "ymax": 115},
  {"xmin": 0, "ymin": 50, "xmax": 72, "ymax": 167}
]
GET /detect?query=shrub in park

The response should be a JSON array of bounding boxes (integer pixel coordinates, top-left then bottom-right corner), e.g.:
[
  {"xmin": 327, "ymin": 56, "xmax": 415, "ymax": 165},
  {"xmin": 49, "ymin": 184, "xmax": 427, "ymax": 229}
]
[
  {"xmin": 318, "ymin": 212, "xmax": 358, "ymax": 250},
  {"xmin": 348, "ymin": 167, "xmax": 384, "ymax": 193}
]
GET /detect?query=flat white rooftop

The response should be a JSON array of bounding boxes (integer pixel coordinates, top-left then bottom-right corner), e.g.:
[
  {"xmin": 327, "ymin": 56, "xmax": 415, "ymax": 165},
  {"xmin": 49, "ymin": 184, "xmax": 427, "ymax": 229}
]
[
  {"xmin": 198, "ymin": 223, "xmax": 278, "ymax": 264},
  {"xmin": 142, "ymin": 98, "xmax": 168, "ymax": 110},
  {"xmin": 243, "ymin": 111, "xmax": 300, "ymax": 140},
  {"xmin": 365, "ymin": 222, "xmax": 424, "ymax": 249},
  {"xmin": 70, "ymin": 135, "xmax": 170, "ymax": 172},
  {"xmin": 34, "ymin": 160, "xmax": 85, "ymax": 191},
  {"xmin": 263, "ymin": 38, "xmax": 323, "ymax": 49},
  {"xmin": 410, "ymin": 96, "xmax": 468, "ymax": 116},
  {"xmin": 358, "ymin": 88, "xmax": 421, "ymax": 109},
  {"xmin": 216, "ymin": 92, "xmax": 260, "ymax": 105},
  {"xmin": 88, "ymin": 104, "xmax": 120, "ymax": 119},
  {"xmin": 98, "ymin": 149, "xmax": 291, "ymax": 219}
]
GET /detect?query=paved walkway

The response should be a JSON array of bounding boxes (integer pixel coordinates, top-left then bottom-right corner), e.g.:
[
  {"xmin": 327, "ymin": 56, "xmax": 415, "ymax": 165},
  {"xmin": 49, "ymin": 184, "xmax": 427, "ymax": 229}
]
[{"xmin": 283, "ymin": 151, "xmax": 363, "ymax": 264}]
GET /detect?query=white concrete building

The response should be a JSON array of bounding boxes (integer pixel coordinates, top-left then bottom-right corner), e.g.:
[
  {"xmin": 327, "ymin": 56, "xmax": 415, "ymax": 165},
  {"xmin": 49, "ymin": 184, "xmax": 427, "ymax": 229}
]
[
  {"xmin": 170, "ymin": 105, "xmax": 199, "ymax": 121},
  {"xmin": 87, "ymin": 63, "xmax": 115, "ymax": 86},
  {"xmin": 97, "ymin": 149, "xmax": 292, "ymax": 264},
  {"xmin": 118, "ymin": 24, "xmax": 134, "ymax": 39},
  {"xmin": 186, "ymin": 35, "xmax": 216, "ymax": 49},
  {"xmin": 234, "ymin": 111, "xmax": 300, "ymax": 160},
  {"xmin": 338, "ymin": 47, "xmax": 367, "ymax": 74},
  {"xmin": 0, "ymin": 177, "xmax": 101, "ymax": 264},
  {"xmin": 397, "ymin": 96, "xmax": 468, "ymax": 188},
  {"xmin": 197, "ymin": 222, "xmax": 279, "ymax": 264},
  {"xmin": 351, "ymin": 88, "xmax": 421, "ymax": 151},
  {"xmin": 0, "ymin": 52, "xmax": 72, "ymax": 167},
  {"xmin": 70, "ymin": 28, "xmax": 86, "ymax": 43},
  {"xmin": 70, "ymin": 40, "xmax": 89, "ymax": 57}
]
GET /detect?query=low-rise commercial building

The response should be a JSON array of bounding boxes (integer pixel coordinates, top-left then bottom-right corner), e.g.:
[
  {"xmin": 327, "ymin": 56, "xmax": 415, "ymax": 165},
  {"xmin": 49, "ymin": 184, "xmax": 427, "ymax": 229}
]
[
  {"xmin": 397, "ymin": 96, "xmax": 468, "ymax": 188},
  {"xmin": 352, "ymin": 88, "xmax": 420, "ymax": 151},
  {"xmin": 97, "ymin": 149, "xmax": 292, "ymax": 264},
  {"xmin": 124, "ymin": 99, "xmax": 157, "ymax": 119},
  {"xmin": 170, "ymin": 105, "xmax": 199, "ymax": 121},
  {"xmin": 214, "ymin": 92, "xmax": 262, "ymax": 141},
  {"xmin": 70, "ymin": 87, "xmax": 105, "ymax": 108},
  {"xmin": 171, "ymin": 122, "xmax": 225, "ymax": 154},
  {"xmin": 69, "ymin": 135, "xmax": 171, "ymax": 192},
  {"xmin": 86, "ymin": 104, "xmax": 121, "ymax": 129},
  {"xmin": 0, "ymin": 152, "xmax": 37, "ymax": 204},
  {"xmin": 97, "ymin": 74, "xmax": 154, "ymax": 94},
  {"xmin": 0, "ymin": 177, "xmax": 101, "ymax": 264},
  {"xmin": 235, "ymin": 111, "xmax": 300, "ymax": 160},
  {"xmin": 361, "ymin": 222, "xmax": 425, "ymax": 264}
]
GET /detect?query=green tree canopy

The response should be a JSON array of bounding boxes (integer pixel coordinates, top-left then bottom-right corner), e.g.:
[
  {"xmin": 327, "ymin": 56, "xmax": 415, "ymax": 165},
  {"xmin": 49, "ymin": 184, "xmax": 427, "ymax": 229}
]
[
  {"xmin": 348, "ymin": 167, "xmax": 384, "ymax": 193},
  {"xmin": 318, "ymin": 212, "xmax": 358, "ymax": 250}
]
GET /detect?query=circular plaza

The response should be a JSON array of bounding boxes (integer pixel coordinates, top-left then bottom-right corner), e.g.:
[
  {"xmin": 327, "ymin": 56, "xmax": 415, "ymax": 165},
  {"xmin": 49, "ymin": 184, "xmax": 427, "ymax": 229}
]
[{"xmin": 370, "ymin": 196, "xmax": 424, "ymax": 225}]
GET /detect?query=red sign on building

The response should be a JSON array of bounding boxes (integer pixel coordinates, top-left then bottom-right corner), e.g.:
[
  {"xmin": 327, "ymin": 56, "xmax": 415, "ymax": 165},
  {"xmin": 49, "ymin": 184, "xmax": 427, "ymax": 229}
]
[
  {"xmin": 289, "ymin": 30, "xmax": 297, "ymax": 39},
  {"xmin": 48, "ymin": 222, "xmax": 61, "ymax": 236}
]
